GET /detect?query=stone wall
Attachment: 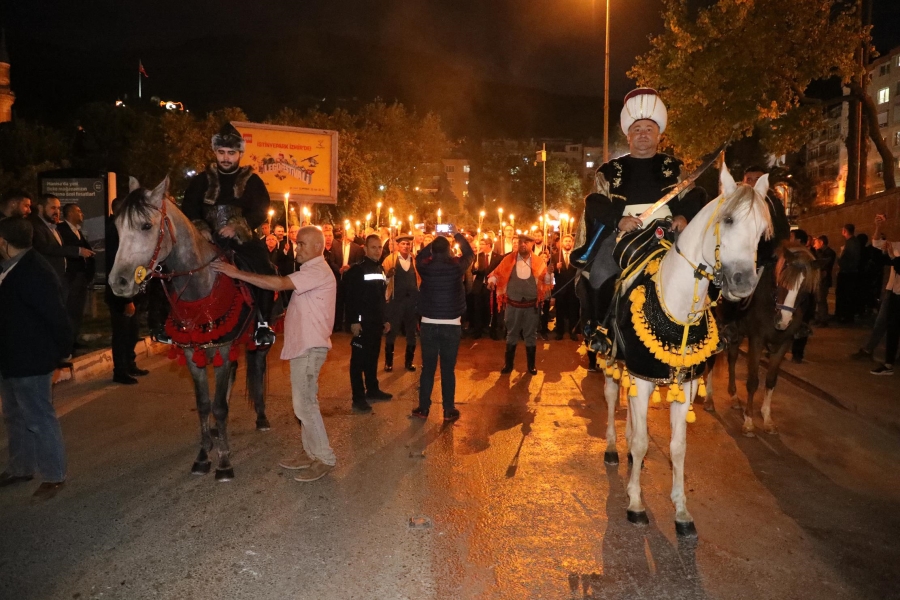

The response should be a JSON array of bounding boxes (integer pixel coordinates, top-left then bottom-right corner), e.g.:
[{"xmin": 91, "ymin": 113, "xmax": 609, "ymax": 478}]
[{"xmin": 795, "ymin": 188, "xmax": 900, "ymax": 244}]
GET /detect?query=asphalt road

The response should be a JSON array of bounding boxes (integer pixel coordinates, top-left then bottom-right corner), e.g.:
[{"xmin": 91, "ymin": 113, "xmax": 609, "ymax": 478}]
[{"xmin": 1, "ymin": 334, "xmax": 899, "ymax": 600}]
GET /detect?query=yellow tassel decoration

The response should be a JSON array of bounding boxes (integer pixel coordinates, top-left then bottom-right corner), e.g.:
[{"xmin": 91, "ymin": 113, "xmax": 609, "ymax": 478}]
[
  {"xmin": 698, "ymin": 378, "xmax": 707, "ymax": 397},
  {"xmin": 629, "ymin": 380, "xmax": 638, "ymax": 397},
  {"xmin": 612, "ymin": 366, "xmax": 621, "ymax": 381},
  {"xmin": 605, "ymin": 365, "xmax": 614, "ymax": 377},
  {"xmin": 686, "ymin": 408, "xmax": 697, "ymax": 424},
  {"xmin": 651, "ymin": 388, "xmax": 662, "ymax": 404},
  {"xmin": 667, "ymin": 384, "xmax": 677, "ymax": 403}
]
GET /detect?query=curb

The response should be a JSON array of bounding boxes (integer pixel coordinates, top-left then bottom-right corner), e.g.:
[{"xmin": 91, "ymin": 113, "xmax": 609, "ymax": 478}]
[{"xmin": 53, "ymin": 338, "xmax": 169, "ymax": 385}]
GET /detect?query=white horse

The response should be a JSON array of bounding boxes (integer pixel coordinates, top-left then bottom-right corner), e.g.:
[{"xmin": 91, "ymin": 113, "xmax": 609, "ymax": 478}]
[{"xmin": 601, "ymin": 164, "xmax": 773, "ymax": 536}]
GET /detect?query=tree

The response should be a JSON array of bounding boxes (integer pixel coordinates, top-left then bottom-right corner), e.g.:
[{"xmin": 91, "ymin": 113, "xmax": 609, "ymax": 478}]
[
  {"xmin": 629, "ymin": 0, "xmax": 894, "ymax": 190},
  {"xmin": 0, "ymin": 120, "xmax": 68, "ymax": 192}
]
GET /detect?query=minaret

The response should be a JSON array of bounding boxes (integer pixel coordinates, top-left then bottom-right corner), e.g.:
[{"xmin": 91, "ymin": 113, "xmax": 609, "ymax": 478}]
[{"xmin": 0, "ymin": 30, "xmax": 14, "ymax": 123}]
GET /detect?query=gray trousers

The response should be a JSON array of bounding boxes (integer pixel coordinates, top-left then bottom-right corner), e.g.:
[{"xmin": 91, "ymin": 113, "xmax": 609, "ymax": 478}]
[{"xmin": 505, "ymin": 304, "xmax": 540, "ymax": 346}]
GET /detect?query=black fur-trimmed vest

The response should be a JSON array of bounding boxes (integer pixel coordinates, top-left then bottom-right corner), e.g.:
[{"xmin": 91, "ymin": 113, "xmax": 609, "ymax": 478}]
[
  {"xmin": 598, "ymin": 154, "xmax": 682, "ymax": 206},
  {"xmin": 204, "ymin": 164, "xmax": 254, "ymax": 206},
  {"xmin": 199, "ymin": 164, "xmax": 256, "ymax": 242}
]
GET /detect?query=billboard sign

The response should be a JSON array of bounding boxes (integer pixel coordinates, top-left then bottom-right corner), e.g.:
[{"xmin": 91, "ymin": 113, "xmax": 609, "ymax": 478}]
[{"xmin": 232, "ymin": 121, "xmax": 338, "ymax": 205}]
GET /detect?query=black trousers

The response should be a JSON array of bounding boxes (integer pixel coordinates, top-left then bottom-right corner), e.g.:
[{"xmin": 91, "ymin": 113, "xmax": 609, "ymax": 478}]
[
  {"xmin": 65, "ymin": 273, "xmax": 89, "ymax": 353},
  {"xmin": 834, "ymin": 272, "xmax": 859, "ymax": 322},
  {"xmin": 231, "ymin": 238, "xmax": 276, "ymax": 323},
  {"xmin": 468, "ymin": 288, "xmax": 490, "ymax": 334},
  {"xmin": 110, "ymin": 307, "xmax": 139, "ymax": 376},
  {"xmin": 386, "ymin": 294, "xmax": 418, "ymax": 348},
  {"xmin": 350, "ymin": 326, "xmax": 383, "ymax": 400},
  {"xmin": 555, "ymin": 290, "xmax": 580, "ymax": 334}
]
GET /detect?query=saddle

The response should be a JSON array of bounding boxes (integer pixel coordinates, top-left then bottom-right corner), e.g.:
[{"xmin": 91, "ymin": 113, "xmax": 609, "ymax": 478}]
[{"xmin": 613, "ymin": 218, "xmax": 674, "ymax": 273}]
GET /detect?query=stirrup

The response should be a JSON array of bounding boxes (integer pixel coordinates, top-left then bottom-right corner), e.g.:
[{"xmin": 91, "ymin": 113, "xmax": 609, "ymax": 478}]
[
  {"xmin": 586, "ymin": 325, "xmax": 612, "ymax": 355},
  {"xmin": 254, "ymin": 322, "xmax": 276, "ymax": 346}
]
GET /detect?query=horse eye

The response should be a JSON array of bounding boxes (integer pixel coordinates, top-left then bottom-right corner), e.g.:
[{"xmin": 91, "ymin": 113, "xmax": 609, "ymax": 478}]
[
  {"xmin": 724, "ymin": 216, "xmax": 734, "ymax": 225},
  {"xmin": 141, "ymin": 222, "xmax": 153, "ymax": 231}
]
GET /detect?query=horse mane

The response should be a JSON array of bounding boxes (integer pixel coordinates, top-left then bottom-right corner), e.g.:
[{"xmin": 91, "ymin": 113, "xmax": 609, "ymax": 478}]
[
  {"xmin": 776, "ymin": 243, "xmax": 820, "ymax": 294},
  {"xmin": 114, "ymin": 187, "xmax": 158, "ymax": 229},
  {"xmin": 717, "ymin": 185, "xmax": 774, "ymax": 240}
]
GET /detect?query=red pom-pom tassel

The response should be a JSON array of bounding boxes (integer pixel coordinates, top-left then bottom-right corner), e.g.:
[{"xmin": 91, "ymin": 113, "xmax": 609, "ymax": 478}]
[
  {"xmin": 228, "ymin": 344, "xmax": 239, "ymax": 362},
  {"xmin": 212, "ymin": 348, "xmax": 224, "ymax": 367},
  {"xmin": 168, "ymin": 346, "xmax": 178, "ymax": 360},
  {"xmin": 193, "ymin": 349, "xmax": 208, "ymax": 368},
  {"xmin": 177, "ymin": 353, "xmax": 187, "ymax": 366}
]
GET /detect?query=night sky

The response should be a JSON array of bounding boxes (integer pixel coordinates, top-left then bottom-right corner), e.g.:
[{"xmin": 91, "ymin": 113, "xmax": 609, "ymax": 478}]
[{"xmin": 2, "ymin": 1, "xmax": 899, "ymax": 137}]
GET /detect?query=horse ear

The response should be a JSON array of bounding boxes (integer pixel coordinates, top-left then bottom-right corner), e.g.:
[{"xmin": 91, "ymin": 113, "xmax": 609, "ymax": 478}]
[
  {"xmin": 719, "ymin": 162, "xmax": 737, "ymax": 196},
  {"xmin": 128, "ymin": 176, "xmax": 141, "ymax": 192},
  {"xmin": 147, "ymin": 177, "xmax": 170, "ymax": 209},
  {"xmin": 753, "ymin": 173, "xmax": 770, "ymax": 200}
]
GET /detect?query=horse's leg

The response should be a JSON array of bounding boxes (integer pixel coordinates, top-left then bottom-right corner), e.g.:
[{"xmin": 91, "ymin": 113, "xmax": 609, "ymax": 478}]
[
  {"xmin": 212, "ymin": 359, "xmax": 235, "ymax": 481},
  {"xmin": 625, "ymin": 378, "xmax": 653, "ymax": 526},
  {"xmin": 703, "ymin": 355, "xmax": 717, "ymax": 413},
  {"xmin": 762, "ymin": 342, "xmax": 789, "ymax": 435},
  {"xmin": 742, "ymin": 337, "xmax": 763, "ymax": 437},
  {"xmin": 246, "ymin": 346, "xmax": 270, "ymax": 431},
  {"xmin": 184, "ymin": 350, "xmax": 213, "ymax": 475},
  {"xmin": 727, "ymin": 337, "xmax": 741, "ymax": 410},
  {"xmin": 671, "ymin": 379, "xmax": 698, "ymax": 537},
  {"xmin": 603, "ymin": 374, "xmax": 619, "ymax": 465}
]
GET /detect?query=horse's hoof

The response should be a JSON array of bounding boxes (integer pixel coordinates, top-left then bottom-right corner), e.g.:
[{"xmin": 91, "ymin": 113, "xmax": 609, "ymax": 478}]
[
  {"xmin": 627, "ymin": 510, "xmax": 649, "ymax": 526},
  {"xmin": 742, "ymin": 429, "xmax": 756, "ymax": 438},
  {"xmin": 215, "ymin": 468, "xmax": 235, "ymax": 482},
  {"xmin": 191, "ymin": 461, "xmax": 211, "ymax": 475},
  {"xmin": 765, "ymin": 426, "xmax": 779, "ymax": 436},
  {"xmin": 703, "ymin": 402, "xmax": 716, "ymax": 413},
  {"xmin": 604, "ymin": 451, "xmax": 619, "ymax": 466},
  {"xmin": 256, "ymin": 417, "xmax": 271, "ymax": 431},
  {"xmin": 675, "ymin": 520, "xmax": 698, "ymax": 537}
]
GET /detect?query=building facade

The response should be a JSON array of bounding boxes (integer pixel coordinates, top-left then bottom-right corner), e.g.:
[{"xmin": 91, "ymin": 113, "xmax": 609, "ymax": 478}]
[
  {"xmin": 866, "ymin": 49, "xmax": 900, "ymax": 196},
  {"xmin": 0, "ymin": 31, "xmax": 14, "ymax": 123}
]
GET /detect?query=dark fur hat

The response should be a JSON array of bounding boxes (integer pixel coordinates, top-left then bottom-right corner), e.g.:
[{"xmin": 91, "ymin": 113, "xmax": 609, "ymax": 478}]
[{"xmin": 211, "ymin": 122, "xmax": 245, "ymax": 152}]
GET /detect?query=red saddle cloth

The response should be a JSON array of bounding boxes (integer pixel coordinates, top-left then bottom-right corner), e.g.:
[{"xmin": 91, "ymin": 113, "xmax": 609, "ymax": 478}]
[{"xmin": 165, "ymin": 273, "xmax": 251, "ymax": 348}]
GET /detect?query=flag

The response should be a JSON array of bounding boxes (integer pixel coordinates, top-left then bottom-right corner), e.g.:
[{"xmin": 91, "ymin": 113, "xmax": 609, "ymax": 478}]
[{"xmin": 139, "ymin": 61, "xmax": 148, "ymax": 78}]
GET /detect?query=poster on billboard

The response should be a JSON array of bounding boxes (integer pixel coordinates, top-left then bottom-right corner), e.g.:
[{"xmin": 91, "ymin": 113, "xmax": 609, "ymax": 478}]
[{"xmin": 232, "ymin": 121, "xmax": 338, "ymax": 205}]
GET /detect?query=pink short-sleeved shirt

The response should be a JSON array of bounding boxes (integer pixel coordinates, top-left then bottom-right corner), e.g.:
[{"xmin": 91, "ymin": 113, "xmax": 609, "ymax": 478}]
[{"xmin": 281, "ymin": 255, "xmax": 336, "ymax": 360}]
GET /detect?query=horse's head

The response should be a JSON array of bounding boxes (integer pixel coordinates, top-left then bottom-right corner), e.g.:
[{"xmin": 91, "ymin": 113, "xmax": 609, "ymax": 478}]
[
  {"xmin": 711, "ymin": 164, "xmax": 773, "ymax": 301},
  {"xmin": 773, "ymin": 244, "xmax": 820, "ymax": 330},
  {"xmin": 108, "ymin": 177, "xmax": 172, "ymax": 298}
]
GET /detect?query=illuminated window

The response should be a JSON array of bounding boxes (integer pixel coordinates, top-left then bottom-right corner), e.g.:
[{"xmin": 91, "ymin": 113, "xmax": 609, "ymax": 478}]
[
  {"xmin": 586, "ymin": 161, "xmax": 595, "ymax": 168},
  {"xmin": 463, "ymin": 165, "xmax": 470, "ymax": 173},
  {"xmin": 877, "ymin": 88, "xmax": 890, "ymax": 104},
  {"xmin": 894, "ymin": 131, "xmax": 900, "ymax": 147}
]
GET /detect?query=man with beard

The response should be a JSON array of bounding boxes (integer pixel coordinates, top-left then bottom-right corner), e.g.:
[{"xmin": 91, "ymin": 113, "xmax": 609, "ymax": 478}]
[
  {"xmin": 552, "ymin": 234, "xmax": 580, "ymax": 340},
  {"xmin": 181, "ymin": 123, "xmax": 276, "ymax": 346},
  {"xmin": 0, "ymin": 189, "xmax": 32, "ymax": 219},
  {"xmin": 381, "ymin": 235, "xmax": 420, "ymax": 372},
  {"xmin": 29, "ymin": 194, "xmax": 93, "ymax": 292},
  {"xmin": 57, "ymin": 204, "xmax": 96, "ymax": 355}
]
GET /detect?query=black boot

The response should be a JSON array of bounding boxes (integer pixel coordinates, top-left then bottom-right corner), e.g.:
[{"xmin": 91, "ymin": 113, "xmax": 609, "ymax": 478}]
[
  {"xmin": 501, "ymin": 344, "xmax": 516, "ymax": 374},
  {"xmin": 587, "ymin": 351, "xmax": 599, "ymax": 372},
  {"xmin": 405, "ymin": 345, "xmax": 416, "ymax": 372},
  {"xmin": 384, "ymin": 344, "xmax": 394, "ymax": 372},
  {"xmin": 526, "ymin": 346, "xmax": 537, "ymax": 375}
]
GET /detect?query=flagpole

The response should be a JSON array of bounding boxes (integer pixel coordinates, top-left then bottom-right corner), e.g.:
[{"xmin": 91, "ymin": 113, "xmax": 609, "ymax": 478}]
[{"xmin": 138, "ymin": 60, "xmax": 142, "ymax": 99}]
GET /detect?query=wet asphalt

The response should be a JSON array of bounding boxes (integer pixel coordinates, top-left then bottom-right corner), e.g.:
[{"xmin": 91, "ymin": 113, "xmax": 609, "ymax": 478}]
[{"xmin": 1, "ymin": 334, "xmax": 899, "ymax": 600}]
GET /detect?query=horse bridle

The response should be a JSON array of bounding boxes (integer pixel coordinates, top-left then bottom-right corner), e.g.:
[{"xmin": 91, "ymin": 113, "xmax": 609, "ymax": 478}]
[{"xmin": 673, "ymin": 195, "xmax": 725, "ymax": 289}]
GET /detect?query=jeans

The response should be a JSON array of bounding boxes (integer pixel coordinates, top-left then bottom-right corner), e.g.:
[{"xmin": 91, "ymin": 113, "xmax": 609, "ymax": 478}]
[
  {"xmin": 864, "ymin": 289, "xmax": 891, "ymax": 354},
  {"xmin": 289, "ymin": 348, "xmax": 335, "ymax": 466},
  {"xmin": 0, "ymin": 373, "xmax": 67, "ymax": 482},
  {"xmin": 418, "ymin": 323, "xmax": 462, "ymax": 414}
]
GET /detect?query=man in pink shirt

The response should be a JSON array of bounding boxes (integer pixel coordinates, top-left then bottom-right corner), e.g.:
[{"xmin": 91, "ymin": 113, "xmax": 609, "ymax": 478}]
[{"xmin": 212, "ymin": 226, "xmax": 337, "ymax": 482}]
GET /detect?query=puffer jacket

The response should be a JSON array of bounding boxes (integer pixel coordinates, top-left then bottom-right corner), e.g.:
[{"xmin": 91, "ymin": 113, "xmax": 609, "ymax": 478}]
[{"xmin": 415, "ymin": 233, "xmax": 475, "ymax": 320}]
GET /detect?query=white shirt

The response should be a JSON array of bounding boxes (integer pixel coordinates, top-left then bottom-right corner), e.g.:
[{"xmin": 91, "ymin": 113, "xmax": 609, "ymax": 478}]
[
  {"xmin": 515, "ymin": 254, "xmax": 532, "ymax": 279},
  {"xmin": 342, "ymin": 241, "xmax": 351, "ymax": 267},
  {"xmin": 65, "ymin": 220, "xmax": 82, "ymax": 240},
  {"xmin": 398, "ymin": 255, "xmax": 411, "ymax": 271}
]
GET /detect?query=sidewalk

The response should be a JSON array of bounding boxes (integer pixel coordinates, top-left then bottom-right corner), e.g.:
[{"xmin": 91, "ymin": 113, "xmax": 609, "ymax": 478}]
[{"xmin": 763, "ymin": 320, "xmax": 900, "ymax": 434}]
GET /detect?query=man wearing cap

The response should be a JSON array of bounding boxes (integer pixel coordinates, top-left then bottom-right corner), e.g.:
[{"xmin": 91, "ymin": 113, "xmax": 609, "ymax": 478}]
[
  {"xmin": 381, "ymin": 235, "xmax": 421, "ymax": 372},
  {"xmin": 181, "ymin": 123, "xmax": 277, "ymax": 346},
  {"xmin": 488, "ymin": 234, "xmax": 553, "ymax": 375},
  {"xmin": 574, "ymin": 88, "xmax": 707, "ymax": 342}
]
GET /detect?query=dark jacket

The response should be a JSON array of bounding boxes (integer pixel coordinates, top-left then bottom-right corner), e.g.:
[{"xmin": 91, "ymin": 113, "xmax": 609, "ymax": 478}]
[
  {"xmin": 344, "ymin": 257, "xmax": 387, "ymax": 326},
  {"xmin": 416, "ymin": 233, "xmax": 475, "ymax": 320},
  {"xmin": 57, "ymin": 221, "xmax": 96, "ymax": 281},
  {"xmin": 325, "ymin": 240, "xmax": 364, "ymax": 280},
  {"xmin": 552, "ymin": 249, "xmax": 579, "ymax": 295},
  {"xmin": 816, "ymin": 246, "xmax": 837, "ymax": 288},
  {"xmin": 0, "ymin": 249, "xmax": 73, "ymax": 378},
  {"xmin": 838, "ymin": 235, "xmax": 861, "ymax": 273},
  {"xmin": 181, "ymin": 165, "xmax": 270, "ymax": 233},
  {"xmin": 28, "ymin": 213, "xmax": 80, "ymax": 282},
  {"xmin": 471, "ymin": 250, "xmax": 502, "ymax": 294}
]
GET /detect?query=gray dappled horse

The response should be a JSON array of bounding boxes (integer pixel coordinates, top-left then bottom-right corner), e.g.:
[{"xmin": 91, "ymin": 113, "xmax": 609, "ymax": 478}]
[
  {"xmin": 108, "ymin": 178, "xmax": 270, "ymax": 481},
  {"xmin": 707, "ymin": 244, "xmax": 819, "ymax": 436}
]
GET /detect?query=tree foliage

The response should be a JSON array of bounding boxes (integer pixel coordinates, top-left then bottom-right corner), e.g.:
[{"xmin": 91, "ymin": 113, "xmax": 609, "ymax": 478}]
[{"xmin": 630, "ymin": 0, "xmax": 867, "ymax": 163}]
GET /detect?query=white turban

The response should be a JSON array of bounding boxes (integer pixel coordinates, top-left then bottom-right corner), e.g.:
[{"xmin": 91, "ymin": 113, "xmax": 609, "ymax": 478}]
[{"xmin": 620, "ymin": 88, "xmax": 668, "ymax": 135}]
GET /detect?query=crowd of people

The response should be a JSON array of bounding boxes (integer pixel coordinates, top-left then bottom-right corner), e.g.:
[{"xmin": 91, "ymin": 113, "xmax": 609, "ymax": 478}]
[{"xmin": 2, "ymin": 91, "xmax": 899, "ymax": 495}]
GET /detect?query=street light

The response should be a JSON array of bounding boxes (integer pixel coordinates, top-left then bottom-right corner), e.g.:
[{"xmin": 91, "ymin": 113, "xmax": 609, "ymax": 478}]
[{"xmin": 603, "ymin": 0, "xmax": 610, "ymax": 163}]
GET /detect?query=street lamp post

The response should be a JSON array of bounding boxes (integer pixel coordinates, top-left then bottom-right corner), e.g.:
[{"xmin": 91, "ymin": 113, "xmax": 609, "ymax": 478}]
[{"xmin": 603, "ymin": 0, "xmax": 610, "ymax": 164}]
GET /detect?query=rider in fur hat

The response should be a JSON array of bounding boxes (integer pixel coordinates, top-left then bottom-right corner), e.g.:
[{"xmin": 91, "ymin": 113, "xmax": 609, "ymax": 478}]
[
  {"xmin": 573, "ymin": 88, "xmax": 708, "ymax": 350},
  {"xmin": 181, "ymin": 122, "xmax": 277, "ymax": 346}
]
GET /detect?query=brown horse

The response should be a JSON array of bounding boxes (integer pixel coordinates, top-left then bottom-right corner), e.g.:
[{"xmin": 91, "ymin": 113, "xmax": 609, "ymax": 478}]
[{"xmin": 705, "ymin": 244, "xmax": 819, "ymax": 435}]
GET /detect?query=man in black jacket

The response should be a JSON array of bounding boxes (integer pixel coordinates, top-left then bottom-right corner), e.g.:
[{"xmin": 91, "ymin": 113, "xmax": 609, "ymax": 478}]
[
  {"xmin": 29, "ymin": 194, "xmax": 93, "ymax": 297},
  {"xmin": 344, "ymin": 235, "xmax": 393, "ymax": 413},
  {"xmin": 552, "ymin": 234, "xmax": 580, "ymax": 340},
  {"xmin": 0, "ymin": 217, "xmax": 72, "ymax": 500},
  {"xmin": 468, "ymin": 237, "xmax": 501, "ymax": 339},
  {"xmin": 57, "ymin": 204, "xmax": 96, "ymax": 354},
  {"xmin": 326, "ymin": 226, "xmax": 364, "ymax": 332},
  {"xmin": 410, "ymin": 226, "xmax": 474, "ymax": 422},
  {"xmin": 181, "ymin": 122, "xmax": 276, "ymax": 346}
]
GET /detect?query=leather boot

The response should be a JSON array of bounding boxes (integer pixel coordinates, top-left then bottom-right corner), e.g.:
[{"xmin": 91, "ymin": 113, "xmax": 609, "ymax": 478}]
[
  {"xmin": 384, "ymin": 344, "xmax": 394, "ymax": 372},
  {"xmin": 405, "ymin": 345, "xmax": 416, "ymax": 372},
  {"xmin": 501, "ymin": 344, "xmax": 516, "ymax": 374},
  {"xmin": 526, "ymin": 346, "xmax": 537, "ymax": 375},
  {"xmin": 587, "ymin": 351, "xmax": 599, "ymax": 372}
]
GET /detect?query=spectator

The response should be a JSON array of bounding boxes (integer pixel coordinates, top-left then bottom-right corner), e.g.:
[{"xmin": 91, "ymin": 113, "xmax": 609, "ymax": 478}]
[
  {"xmin": 0, "ymin": 189, "xmax": 32, "ymax": 219},
  {"xmin": 265, "ymin": 234, "xmax": 279, "ymax": 265},
  {"xmin": 410, "ymin": 226, "xmax": 474, "ymax": 422},
  {"xmin": 813, "ymin": 235, "xmax": 836, "ymax": 325},
  {"xmin": 870, "ymin": 239, "xmax": 900, "ymax": 376},
  {"xmin": 788, "ymin": 230, "xmax": 815, "ymax": 363},
  {"xmin": 834, "ymin": 223, "xmax": 861, "ymax": 324},
  {"xmin": 553, "ymin": 234, "xmax": 580, "ymax": 340},
  {"xmin": 212, "ymin": 226, "xmax": 338, "ymax": 481},
  {"xmin": 489, "ymin": 234, "xmax": 553, "ymax": 376},
  {"xmin": 852, "ymin": 215, "xmax": 894, "ymax": 361},
  {"xmin": 273, "ymin": 224, "xmax": 295, "ymax": 277},
  {"xmin": 494, "ymin": 225, "xmax": 517, "ymax": 256},
  {"xmin": 29, "ymin": 194, "xmax": 91, "ymax": 291},
  {"xmin": 258, "ymin": 222, "xmax": 270, "ymax": 239},
  {"xmin": 858, "ymin": 232, "xmax": 884, "ymax": 317},
  {"xmin": 0, "ymin": 217, "xmax": 72, "ymax": 500},
  {"xmin": 326, "ymin": 225, "xmax": 364, "ymax": 332},
  {"xmin": 468, "ymin": 238, "xmax": 501, "ymax": 339},
  {"xmin": 344, "ymin": 235, "xmax": 393, "ymax": 413},
  {"xmin": 382, "ymin": 235, "xmax": 420, "ymax": 372},
  {"xmin": 57, "ymin": 204, "xmax": 96, "ymax": 355}
]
